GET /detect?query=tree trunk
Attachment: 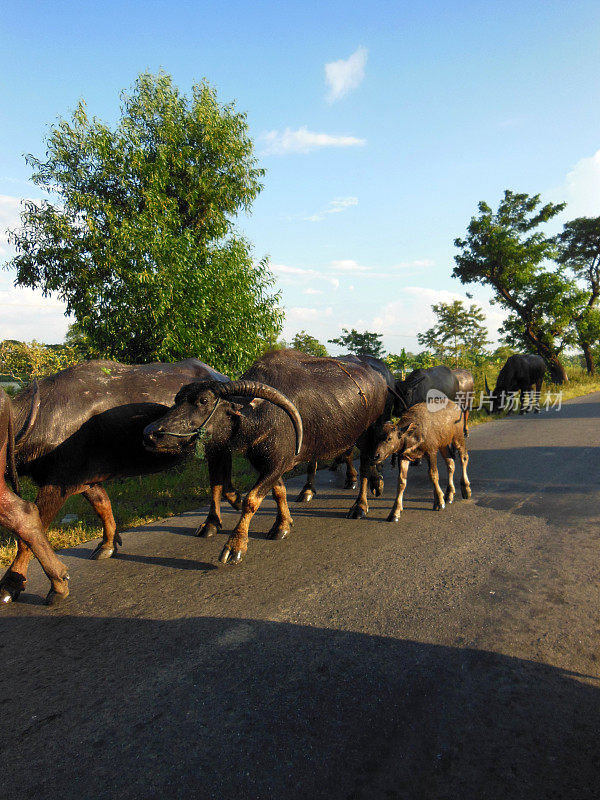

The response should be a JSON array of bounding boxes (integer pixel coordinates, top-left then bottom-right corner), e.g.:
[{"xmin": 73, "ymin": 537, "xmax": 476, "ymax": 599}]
[
  {"xmin": 582, "ymin": 341, "xmax": 596, "ymax": 375},
  {"xmin": 547, "ymin": 355, "xmax": 568, "ymax": 384},
  {"xmin": 521, "ymin": 327, "xmax": 568, "ymax": 384}
]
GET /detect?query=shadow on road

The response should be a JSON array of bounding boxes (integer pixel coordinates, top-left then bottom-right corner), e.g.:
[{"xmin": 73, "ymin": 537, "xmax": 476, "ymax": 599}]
[{"xmin": 2, "ymin": 615, "xmax": 598, "ymax": 800}]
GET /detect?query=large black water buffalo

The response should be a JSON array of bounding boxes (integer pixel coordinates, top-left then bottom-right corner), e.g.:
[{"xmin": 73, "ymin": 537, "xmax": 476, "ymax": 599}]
[
  {"xmin": 144, "ymin": 349, "xmax": 393, "ymax": 565},
  {"xmin": 299, "ymin": 353, "xmax": 398, "ymax": 500},
  {"xmin": 0, "ymin": 388, "xmax": 71, "ymax": 604},
  {"xmin": 485, "ymin": 354, "xmax": 546, "ymax": 414},
  {"xmin": 1, "ymin": 358, "xmax": 236, "ymax": 605},
  {"xmin": 395, "ymin": 365, "xmax": 459, "ymax": 408}
]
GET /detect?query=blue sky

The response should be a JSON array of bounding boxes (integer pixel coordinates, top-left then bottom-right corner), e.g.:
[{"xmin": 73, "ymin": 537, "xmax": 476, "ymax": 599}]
[{"xmin": 1, "ymin": 0, "xmax": 600, "ymax": 354}]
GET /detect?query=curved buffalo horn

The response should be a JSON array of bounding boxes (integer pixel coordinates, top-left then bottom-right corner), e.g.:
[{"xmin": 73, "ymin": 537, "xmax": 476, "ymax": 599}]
[
  {"xmin": 15, "ymin": 379, "xmax": 40, "ymax": 446},
  {"xmin": 214, "ymin": 380, "xmax": 303, "ymax": 456},
  {"xmin": 484, "ymin": 375, "xmax": 491, "ymax": 395}
]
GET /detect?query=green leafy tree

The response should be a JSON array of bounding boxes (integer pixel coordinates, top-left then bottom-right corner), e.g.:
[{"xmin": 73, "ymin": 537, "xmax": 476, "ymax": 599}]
[
  {"xmin": 385, "ymin": 348, "xmax": 413, "ymax": 378},
  {"xmin": 417, "ymin": 300, "xmax": 489, "ymax": 367},
  {"xmin": 557, "ymin": 216, "xmax": 600, "ymax": 374},
  {"xmin": 6, "ymin": 71, "xmax": 282, "ymax": 374},
  {"xmin": 290, "ymin": 330, "xmax": 328, "ymax": 357},
  {"xmin": 408, "ymin": 351, "xmax": 436, "ymax": 370},
  {"xmin": 453, "ymin": 190, "xmax": 587, "ymax": 383},
  {"xmin": 328, "ymin": 328, "xmax": 385, "ymax": 359},
  {"xmin": 0, "ymin": 340, "xmax": 79, "ymax": 383}
]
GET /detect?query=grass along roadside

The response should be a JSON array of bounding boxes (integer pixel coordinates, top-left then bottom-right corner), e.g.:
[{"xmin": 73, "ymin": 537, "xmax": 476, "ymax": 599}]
[
  {"xmin": 0, "ymin": 454, "xmax": 258, "ymax": 567},
  {"xmin": 1, "ymin": 369, "xmax": 599, "ymax": 566}
]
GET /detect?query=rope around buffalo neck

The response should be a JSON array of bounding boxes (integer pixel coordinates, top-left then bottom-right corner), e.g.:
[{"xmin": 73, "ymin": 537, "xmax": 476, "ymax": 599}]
[
  {"xmin": 158, "ymin": 397, "xmax": 221, "ymax": 437},
  {"xmin": 330, "ymin": 359, "xmax": 368, "ymax": 409}
]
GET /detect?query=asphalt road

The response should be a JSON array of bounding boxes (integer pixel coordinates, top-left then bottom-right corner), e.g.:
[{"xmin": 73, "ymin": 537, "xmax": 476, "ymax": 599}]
[{"xmin": 2, "ymin": 394, "xmax": 600, "ymax": 800}]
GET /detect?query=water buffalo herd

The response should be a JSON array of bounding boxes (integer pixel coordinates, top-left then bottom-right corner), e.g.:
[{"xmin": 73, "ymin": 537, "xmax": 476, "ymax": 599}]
[{"xmin": 0, "ymin": 350, "xmax": 549, "ymax": 605}]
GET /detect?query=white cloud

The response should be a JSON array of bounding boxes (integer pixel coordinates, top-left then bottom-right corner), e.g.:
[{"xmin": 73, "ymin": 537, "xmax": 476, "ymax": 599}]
[
  {"xmin": 0, "ymin": 195, "xmax": 24, "ymax": 256},
  {"xmin": 287, "ymin": 306, "xmax": 320, "ymax": 322},
  {"xmin": 0, "ymin": 282, "xmax": 70, "ymax": 342},
  {"xmin": 260, "ymin": 127, "xmax": 366, "ymax": 155},
  {"xmin": 271, "ymin": 263, "xmax": 316, "ymax": 276},
  {"xmin": 325, "ymin": 46, "xmax": 368, "ymax": 103},
  {"xmin": 330, "ymin": 259, "xmax": 371, "ymax": 273},
  {"xmin": 327, "ymin": 197, "xmax": 358, "ymax": 213},
  {"xmin": 399, "ymin": 258, "xmax": 435, "ymax": 269},
  {"xmin": 303, "ymin": 287, "xmax": 323, "ymax": 295},
  {"xmin": 305, "ymin": 196, "xmax": 358, "ymax": 222},
  {"xmin": 372, "ymin": 286, "xmax": 507, "ymax": 347},
  {"xmin": 561, "ymin": 149, "xmax": 600, "ymax": 218}
]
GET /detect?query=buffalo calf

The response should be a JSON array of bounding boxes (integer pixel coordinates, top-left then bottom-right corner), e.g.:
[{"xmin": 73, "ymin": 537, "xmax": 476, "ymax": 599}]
[{"xmin": 371, "ymin": 400, "xmax": 471, "ymax": 522}]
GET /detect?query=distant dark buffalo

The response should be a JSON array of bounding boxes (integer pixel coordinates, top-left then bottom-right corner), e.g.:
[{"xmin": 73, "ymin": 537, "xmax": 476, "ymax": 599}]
[
  {"xmin": 485, "ymin": 354, "xmax": 546, "ymax": 414},
  {"xmin": 0, "ymin": 359, "xmax": 236, "ymax": 605},
  {"xmin": 144, "ymin": 349, "xmax": 395, "ymax": 565},
  {"xmin": 452, "ymin": 368, "xmax": 475, "ymax": 436},
  {"xmin": 370, "ymin": 400, "xmax": 471, "ymax": 522},
  {"xmin": 0, "ymin": 387, "xmax": 71, "ymax": 604}
]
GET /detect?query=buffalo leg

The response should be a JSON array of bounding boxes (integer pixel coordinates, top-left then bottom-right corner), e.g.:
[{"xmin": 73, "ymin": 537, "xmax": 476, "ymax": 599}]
[
  {"xmin": 369, "ymin": 463, "xmax": 384, "ymax": 496},
  {"xmin": 1, "ymin": 483, "xmax": 70, "ymax": 604},
  {"xmin": 85, "ymin": 485, "xmax": 121, "ymax": 560},
  {"xmin": 534, "ymin": 379, "xmax": 542, "ymax": 413},
  {"xmin": 342, "ymin": 448, "xmax": 358, "ymax": 489},
  {"xmin": 387, "ymin": 459, "xmax": 409, "ymax": 522},
  {"xmin": 223, "ymin": 459, "xmax": 243, "ymax": 511},
  {"xmin": 196, "ymin": 447, "xmax": 234, "ymax": 537},
  {"xmin": 268, "ymin": 478, "xmax": 294, "ymax": 540},
  {"xmin": 441, "ymin": 445, "xmax": 456, "ymax": 504},
  {"xmin": 0, "ymin": 488, "xmax": 69, "ymax": 606},
  {"xmin": 427, "ymin": 451, "xmax": 445, "ymax": 511},
  {"xmin": 458, "ymin": 444, "xmax": 472, "ymax": 499},
  {"xmin": 219, "ymin": 466, "xmax": 284, "ymax": 565},
  {"xmin": 296, "ymin": 460, "xmax": 317, "ymax": 503},
  {"xmin": 347, "ymin": 442, "xmax": 371, "ymax": 519}
]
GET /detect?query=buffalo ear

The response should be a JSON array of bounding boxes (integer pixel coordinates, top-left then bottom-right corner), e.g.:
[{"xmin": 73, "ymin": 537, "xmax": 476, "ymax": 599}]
[{"xmin": 226, "ymin": 402, "xmax": 244, "ymax": 418}]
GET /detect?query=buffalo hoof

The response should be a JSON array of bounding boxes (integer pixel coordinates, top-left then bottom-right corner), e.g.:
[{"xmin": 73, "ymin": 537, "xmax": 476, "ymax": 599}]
[
  {"xmin": 386, "ymin": 512, "xmax": 400, "ymax": 523},
  {"xmin": 228, "ymin": 492, "xmax": 243, "ymax": 511},
  {"xmin": 444, "ymin": 492, "xmax": 454, "ymax": 505},
  {"xmin": 344, "ymin": 478, "xmax": 357, "ymax": 490},
  {"xmin": 267, "ymin": 522, "xmax": 292, "ymax": 540},
  {"xmin": 433, "ymin": 501, "xmax": 445, "ymax": 511},
  {"xmin": 464, "ymin": 429, "xmax": 470, "ymax": 438},
  {"xmin": 461, "ymin": 484, "xmax": 472, "ymax": 499},
  {"xmin": 295, "ymin": 488, "xmax": 315, "ymax": 503},
  {"xmin": 89, "ymin": 543, "xmax": 115, "ymax": 560},
  {"xmin": 370, "ymin": 478, "xmax": 384, "ymax": 497},
  {"xmin": 347, "ymin": 505, "xmax": 367, "ymax": 520},
  {"xmin": 219, "ymin": 546, "xmax": 244, "ymax": 566},
  {"xmin": 45, "ymin": 587, "xmax": 70, "ymax": 606},
  {"xmin": 196, "ymin": 520, "xmax": 221, "ymax": 538},
  {"xmin": 411, "ymin": 459, "xmax": 422, "ymax": 468},
  {"xmin": 0, "ymin": 572, "xmax": 26, "ymax": 605}
]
